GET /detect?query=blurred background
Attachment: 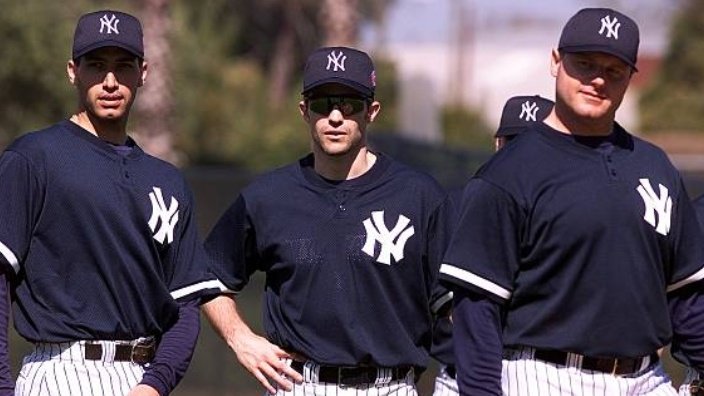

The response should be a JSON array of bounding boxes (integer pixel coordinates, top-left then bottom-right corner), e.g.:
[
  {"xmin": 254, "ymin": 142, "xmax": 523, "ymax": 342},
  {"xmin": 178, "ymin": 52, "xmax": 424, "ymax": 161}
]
[{"xmin": 3, "ymin": 0, "xmax": 704, "ymax": 394}]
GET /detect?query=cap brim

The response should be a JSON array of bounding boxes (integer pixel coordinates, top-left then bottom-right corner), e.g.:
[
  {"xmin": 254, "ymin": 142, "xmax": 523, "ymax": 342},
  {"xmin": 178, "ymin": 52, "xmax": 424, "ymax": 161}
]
[
  {"xmin": 73, "ymin": 41, "xmax": 143, "ymax": 60},
  {"xmin": 559, "ymin": 46, "xmax": 638, "ymax": 71},
  {"xmin": 494, "ymin": 126, "xmax": 527, "ymax": 138},
  {"xmin": 302, "ymin": 78, "xmax": 373, "ymax": 98}
]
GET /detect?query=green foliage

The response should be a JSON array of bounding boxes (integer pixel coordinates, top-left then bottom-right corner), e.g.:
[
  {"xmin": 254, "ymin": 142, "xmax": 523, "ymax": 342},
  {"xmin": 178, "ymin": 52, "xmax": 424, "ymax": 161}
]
[
  {"xmin": 0, "ymin": 0, "xmax": 139, "ymax": 147},
  {"xmin": 0, "ymin": 1, "xmax": 78, "ymax": 145},
  {"xmin": 171, "ymin": 0, "xmax": 309, "ymax": 170},
  {"xmin": 441, "ymin": 104, "xmax": 493, "ymax": 149},
  {"xmin": 368, "ymin": 56, "xmax": 398, "ymax": 133},
  {"xmin": 639, "ymin": 0, "xmax": 704, "ymax": 133},
  {"xmin": 0, "ymin": 0, "xmax": 400, "ymax": 170}
]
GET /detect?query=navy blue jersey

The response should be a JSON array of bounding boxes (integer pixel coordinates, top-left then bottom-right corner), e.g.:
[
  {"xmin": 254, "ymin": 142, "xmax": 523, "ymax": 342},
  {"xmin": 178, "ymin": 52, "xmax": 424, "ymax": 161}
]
[
  {"xmin": 440, "ymin": 122, "xmax": 704, "ymax": 358},
  {"xmin": 205, "ymin": 153, "xmax": 451, "ymax": 368},
  {"xmin": 0, "ymin": 121, "xmax": 222, "ymax": 342},
  {"xmin": 429, "ymin": 188, "xmax": 462, "ymax": 367}
]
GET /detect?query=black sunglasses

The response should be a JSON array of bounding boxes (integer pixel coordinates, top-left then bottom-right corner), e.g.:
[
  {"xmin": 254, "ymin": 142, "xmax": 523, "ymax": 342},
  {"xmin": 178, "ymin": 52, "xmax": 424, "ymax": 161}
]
[{"xmin": 307, "ymin": 96, "xmax": 368, "ymax": 117}]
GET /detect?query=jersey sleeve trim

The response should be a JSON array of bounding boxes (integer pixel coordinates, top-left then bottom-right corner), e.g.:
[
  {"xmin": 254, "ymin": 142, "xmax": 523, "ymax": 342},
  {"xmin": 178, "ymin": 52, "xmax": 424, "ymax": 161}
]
[
  {"xmin": 431, "ymin": 290, "xmax": 453, "ymax": 315},
  {"xmin": 170, "ymin": 279, "xmax": 234, "ymax": 300},
  {"xmin": 0, "ymin": 241, "xmax": 19, "ymax": 274},
  {"xmin": 667, "ymin": 265, "xmax": 704, "ymax": 293},
  {"xmin": 440, "ymin": 263, "xmax": 511, "ymax": 301}
]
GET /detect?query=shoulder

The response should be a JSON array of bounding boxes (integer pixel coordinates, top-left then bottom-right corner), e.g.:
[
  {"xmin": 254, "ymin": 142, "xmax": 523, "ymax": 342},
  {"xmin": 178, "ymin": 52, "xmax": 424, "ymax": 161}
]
[
  {"xmin": 6, "ymin": 123, "xmax": 66, "ymax": 154},
  {"xmin": 380, "ymin": 154, "xmax": 446, "ymax": 196},
  {"xmin": 241, "ymin": 161, "xmax": 301, "ymax": 198}
]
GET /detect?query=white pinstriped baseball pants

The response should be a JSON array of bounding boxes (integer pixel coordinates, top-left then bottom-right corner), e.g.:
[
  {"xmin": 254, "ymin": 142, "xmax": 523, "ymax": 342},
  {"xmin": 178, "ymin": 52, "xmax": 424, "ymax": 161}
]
[
  {"xmin": 270, "ymin": 359, "xmax": 418, "ymax": 396},
  {"xmin": 432, "ymin": 365, "xmax": 459, "ymax": 396},
  {"xmin": 15, "ymin": 341, "xmax": 145, "ymax": 396},
  {"xmin": 502, "ymin": 347, "xmax": 677, "ymax": 396}
]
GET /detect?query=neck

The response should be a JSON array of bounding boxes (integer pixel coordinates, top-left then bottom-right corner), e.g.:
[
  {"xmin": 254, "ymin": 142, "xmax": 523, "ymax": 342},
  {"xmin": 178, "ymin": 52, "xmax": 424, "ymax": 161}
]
[
  {"xmin": 544, "ymin": 105, "xmax": 614, "ymax": 137},
  {"xmin": 70, "ymin": 112, "xmax": 128, "ymax": 145},
  {"xmin": 313, "ymin": 147, "xmax": 377, "ymax": 181}
]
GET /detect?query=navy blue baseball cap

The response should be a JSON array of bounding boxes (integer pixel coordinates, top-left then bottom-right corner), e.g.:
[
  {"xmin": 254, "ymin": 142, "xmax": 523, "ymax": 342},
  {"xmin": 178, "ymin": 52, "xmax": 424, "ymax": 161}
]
[
  {"xmin": 72, "ymin": 10, "xmax": 144, "ymax": 60},
  {"xmin": 558, "ymin": 8, "xmax": 639, "ymax": 70},
  {"xmin": 496, "ymin": 95, "xmax": 554, "ymax": 137},
  {"xmin": 302, "ymin": 46, "xmax": 376, "ymax": 98}
]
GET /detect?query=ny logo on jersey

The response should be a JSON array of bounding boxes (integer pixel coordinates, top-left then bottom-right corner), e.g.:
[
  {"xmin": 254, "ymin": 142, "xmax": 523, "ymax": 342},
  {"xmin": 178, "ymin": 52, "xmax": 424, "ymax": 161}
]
[
  {"xmin": 362, "ymin": 211, "xmax": 415, "ymax": 265},
  {"xmin": 148, "ymin": 187, "xmax": 179, "ymax": 244},
  {"xmin": 598, "ymin": 15, "xmax": 621, "ymax": 40},
  {"xmin": 99, "ymin": 14, "xmax": 120, "ymax": 35},
  {"xmin": 326, "ymin": 50, "xmax": 347, "ymax": 72},
  {"xmin": 636, "ymin": 178, "xmax": 672, "ymax": 236},
  {"xmin": 519, "ymin": 100, "xmax": 539, "ymax": 122}
]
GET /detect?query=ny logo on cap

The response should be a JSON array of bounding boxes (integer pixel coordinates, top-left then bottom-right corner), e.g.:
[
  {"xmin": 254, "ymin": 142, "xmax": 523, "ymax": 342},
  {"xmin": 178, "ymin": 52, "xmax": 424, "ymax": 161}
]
[
  {"xmin": 519, "ymin": 101, "xmax": 540, "ymax": 122},
  {"xmin": 598, "ymin": 15, "xmax": 621, "ymax": 40},
  {"xmin": 99, "ymin": 14, "xmax": 120, "ymax": 35},
  {"xmin": 326, "ymin": 50, "xmax": 347, "ymax": 72}
]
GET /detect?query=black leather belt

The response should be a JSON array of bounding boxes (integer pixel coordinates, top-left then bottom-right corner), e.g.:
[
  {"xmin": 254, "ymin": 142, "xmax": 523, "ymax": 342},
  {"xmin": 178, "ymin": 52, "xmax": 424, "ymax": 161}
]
[
  {"xmin": 533, "ymin": 349, "xmax": 659, "ymax": 375},
  {"xmin": 84, "ymin": 339, "xmax": 156, "ymax": 365},
  {"xmin": 290, "ymin": 361, "xmax": 412, "ymax": 386}
]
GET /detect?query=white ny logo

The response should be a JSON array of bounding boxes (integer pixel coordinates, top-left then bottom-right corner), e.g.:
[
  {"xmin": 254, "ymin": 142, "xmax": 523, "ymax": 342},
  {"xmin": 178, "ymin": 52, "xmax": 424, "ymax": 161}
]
[
  {"xmin": 636, "ymin": 178, "xmax": 672, "ymax": 236},
  {"xmin": 99, "ymin": 14, "xmax": 120, "ymax": 34},
  {"xmin": 519, "ymin": 101, "xmax": 539, "ymax": 122},
  {"xmin": 326, "ymin": 51, "xmax": 347, "ymax": 72},
  {"xmin": 362, "ymin": 211, "xmax": 415, "ymax": 265},
  {"xmin": 148, "ymin": 187, "xmax": 179, "ymax": 244},
  {"xmin": 599, "ymin": 15, "xmax": 621, "ymax": 40}
]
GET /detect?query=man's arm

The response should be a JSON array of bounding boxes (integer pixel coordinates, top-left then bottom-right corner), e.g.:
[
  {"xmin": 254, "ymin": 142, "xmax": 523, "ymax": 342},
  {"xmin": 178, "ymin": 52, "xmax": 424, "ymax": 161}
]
[
  {"xmin": 0, "ymin": 269, "xmax": 14, "ymax": 396},
  {"xmin": 202, "ymin": 295, "xmax": 302, "ymax": 393},
  {"xmin": 453, "ymin": 288, "xmax": 503, "ymax": 396},
  {"xmin": 127, "ymin": 299, "xmax": 201, "ymax": 396}
]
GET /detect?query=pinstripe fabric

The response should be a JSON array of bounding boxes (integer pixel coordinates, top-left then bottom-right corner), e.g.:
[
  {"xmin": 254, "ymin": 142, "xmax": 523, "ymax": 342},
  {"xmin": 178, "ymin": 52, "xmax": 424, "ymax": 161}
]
[
  {"xmin": 432, "ymin": 366, "xmax": 458, "ymax": 396},
  {"xmin": 15, "ymin": 341, "xmax": 145, "ymax": 396},
  {"xmin": 501, "ymin": 347, "xmax": 677, "ymax": 395},
  {"xmin": 270, "ymin": 359, "xmax": 418, "ymax": 396}
]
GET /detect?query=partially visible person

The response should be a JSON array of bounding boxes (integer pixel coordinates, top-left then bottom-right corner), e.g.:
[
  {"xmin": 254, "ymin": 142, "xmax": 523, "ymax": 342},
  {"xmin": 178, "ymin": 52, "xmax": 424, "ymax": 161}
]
[
  {"xmin": 440, "ymin": 7, "xmax": 704, "ymax": 396},
  {"xmin": 675, "ymin": 194, "xmax": 704, "ymax": 396},
  {"xmin": 431, "ymin": 94, "xmax": 553, "ymax": 396},
  {"xmin": 202, "ymin": 46, "xmax": 453, "ymax": 396},
  {"xmin": 0, "ymin": 10, "xmax": 221, "ymax": 396}
]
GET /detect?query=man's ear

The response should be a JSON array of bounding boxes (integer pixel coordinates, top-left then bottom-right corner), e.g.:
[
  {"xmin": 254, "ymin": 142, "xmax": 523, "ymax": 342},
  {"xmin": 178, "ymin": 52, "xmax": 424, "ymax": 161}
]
[
  {"xmin": 67, "ymin": 59, "xmax": 77, "ymax": 85},
  {"xmin": 367, "ymin": 101, "xmax": 381, "ymax": 123},
  {"xmin": 139, "ymin": 60, "xmax": 148, "ymax": 87},
  {"xmin": 299, "ymin": 100, "xmax": 310, "ymax": 122}
]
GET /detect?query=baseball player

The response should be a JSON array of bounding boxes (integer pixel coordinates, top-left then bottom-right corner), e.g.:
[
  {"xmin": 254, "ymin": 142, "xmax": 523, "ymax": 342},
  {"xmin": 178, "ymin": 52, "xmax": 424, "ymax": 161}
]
[
  {"xmin": 202, "ymin": 46, "xmax": 453, "ymax": 396},
  {"xmin": 431, "ymin": 94, "xmax": 553, "ymax": 396},
  {"xmin": 675, "ymin": 194, "xmax": 704, "ymax": 396},
  {"xmin": 0, "ymin": 10, "xmax": 222, "ymax": 396},
  {"xmin": 440, "ymin": 7, "xmax": 704, "ymax": 396}
]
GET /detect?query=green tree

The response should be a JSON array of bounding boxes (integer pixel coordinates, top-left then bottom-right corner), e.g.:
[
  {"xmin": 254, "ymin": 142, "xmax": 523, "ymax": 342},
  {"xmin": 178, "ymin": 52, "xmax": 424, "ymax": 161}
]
[
  {"xmin": 640, "ymin": 0, "xmax": 704, "ymax": 133},
  {"xmin": 441, "ymin": 105, "xmax": 493, "ymax": 150}
]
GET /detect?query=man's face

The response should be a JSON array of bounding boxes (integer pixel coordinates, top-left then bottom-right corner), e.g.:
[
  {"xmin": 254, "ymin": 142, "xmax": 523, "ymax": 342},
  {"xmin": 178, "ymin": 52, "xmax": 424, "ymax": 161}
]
[
  {"xmin": 299, "ymin": 83, "xmax": 380, "ymax": 158},
  {"xmin": 552, "ymin": 50, "xmax": 632, "ymax": 125},
  {"xmin": 67, "ymin": 46, "xmax": 147, "ymax": 123}
]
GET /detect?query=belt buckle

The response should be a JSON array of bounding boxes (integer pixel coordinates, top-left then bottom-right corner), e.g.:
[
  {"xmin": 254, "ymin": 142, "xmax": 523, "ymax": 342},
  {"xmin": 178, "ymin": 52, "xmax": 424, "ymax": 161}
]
[
  {"xmin": 131, "ymin": 338, "xmax": 156, "ymax": 365},
  {"xmin": 338, "ymin": 367, "xmax": 371, "ymax": 387}
]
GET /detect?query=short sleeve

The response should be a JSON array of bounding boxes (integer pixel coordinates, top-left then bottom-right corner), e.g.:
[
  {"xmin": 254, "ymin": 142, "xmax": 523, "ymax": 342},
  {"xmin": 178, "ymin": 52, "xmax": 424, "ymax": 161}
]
[
  {"xmin": 667, "ymin": 188, "xmax": 704, "ymax": 292},
  {"xmin": 440, "ymin": 177, "xmax": 522, "ymax": 303},
  {"xmin": 167, "ymin": 186, "xmax": 228, "ymax": 302},
  {"xmin": 0, "ymin": 150, "xmax": 43, "ymax": 275},
  {"xmin": 204, "ymin": 195, "xmax": 260, "ymax": 292}
]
